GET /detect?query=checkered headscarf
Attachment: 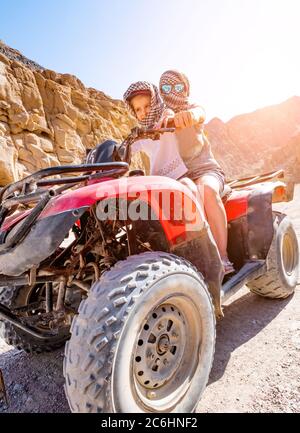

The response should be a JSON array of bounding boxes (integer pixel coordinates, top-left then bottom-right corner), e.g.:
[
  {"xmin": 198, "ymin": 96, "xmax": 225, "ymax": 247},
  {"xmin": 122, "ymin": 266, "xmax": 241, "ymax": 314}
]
[
  {"xmin": 123, "ymin": 81, "xmax": 165, "ymax": 128},
  {"xmin": 159, "ymin": 70, "xmax": 191, "ymax": 113}
]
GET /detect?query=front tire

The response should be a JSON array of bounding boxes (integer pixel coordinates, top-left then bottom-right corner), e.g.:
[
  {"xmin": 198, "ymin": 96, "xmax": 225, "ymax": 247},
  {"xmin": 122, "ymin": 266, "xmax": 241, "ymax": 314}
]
[{"xmin": 64, "ymin": 252, "xmax": 215, "ymax": 413}]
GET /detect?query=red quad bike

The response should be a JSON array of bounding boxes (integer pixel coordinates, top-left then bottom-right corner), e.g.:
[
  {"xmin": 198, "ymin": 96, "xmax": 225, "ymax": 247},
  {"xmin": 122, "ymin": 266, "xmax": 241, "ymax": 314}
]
[{"xmin": 0, "ymin": 125, "xmax": 298, "ymax": 413}]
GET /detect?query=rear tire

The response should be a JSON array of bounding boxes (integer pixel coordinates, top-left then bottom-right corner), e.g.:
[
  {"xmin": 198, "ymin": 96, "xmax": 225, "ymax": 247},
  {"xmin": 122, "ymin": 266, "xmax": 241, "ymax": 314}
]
[
  {"xmin": 64, "ymin": 251, "xmax": 215, "ymax": 413},
  {"xmin": 247, "ymin": 212, "xmax": 299, "ymax": 298}
]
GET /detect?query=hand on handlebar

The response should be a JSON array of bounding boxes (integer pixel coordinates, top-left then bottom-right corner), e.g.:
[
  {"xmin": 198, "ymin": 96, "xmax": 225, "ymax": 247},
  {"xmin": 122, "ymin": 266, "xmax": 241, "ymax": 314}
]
[
  {"xmin": 155, "ymin": 110, "xmax": 198, "ymax": 129},
  {"xmin": 158, "ymin": 105, "xmax": 206, "ymax": 130},
  {"xmin": 173, "ymin": 110, "xmax": 197, "ymax": 128}
]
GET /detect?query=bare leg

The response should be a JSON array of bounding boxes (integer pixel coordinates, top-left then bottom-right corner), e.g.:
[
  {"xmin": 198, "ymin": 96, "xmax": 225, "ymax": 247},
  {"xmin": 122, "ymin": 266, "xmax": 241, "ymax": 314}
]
[{"xmin": 195, "ymin": 175, "xmax": 229, "ymax": 260}]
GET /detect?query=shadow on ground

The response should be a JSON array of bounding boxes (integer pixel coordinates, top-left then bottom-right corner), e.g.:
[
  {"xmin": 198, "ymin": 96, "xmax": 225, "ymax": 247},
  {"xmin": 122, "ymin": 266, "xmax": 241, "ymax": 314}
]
[{"xmin": 208, "ymin": 289, "xmax": 293, "ymax": 385}]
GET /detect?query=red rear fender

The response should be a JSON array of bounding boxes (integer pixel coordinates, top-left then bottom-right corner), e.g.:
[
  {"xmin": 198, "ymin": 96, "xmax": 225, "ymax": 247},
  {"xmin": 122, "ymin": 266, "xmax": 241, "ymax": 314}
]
[
  {"xmin": 225, "ymin": 190, "xmax": 250, "ymax": 222},
  {"xmin": 224, "ymin": 181, "xmax": 287, "ymax": 222}
]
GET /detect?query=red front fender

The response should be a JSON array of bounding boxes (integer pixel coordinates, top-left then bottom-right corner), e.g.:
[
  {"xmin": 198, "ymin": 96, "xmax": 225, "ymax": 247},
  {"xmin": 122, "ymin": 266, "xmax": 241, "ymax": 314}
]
[{"xmin": 38, "ymin": 176, "xmax": 206, "ymax": 247}]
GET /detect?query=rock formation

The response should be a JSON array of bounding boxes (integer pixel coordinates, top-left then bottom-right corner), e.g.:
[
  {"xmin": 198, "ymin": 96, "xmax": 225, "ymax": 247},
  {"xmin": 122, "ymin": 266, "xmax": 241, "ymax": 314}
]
[
  {"xmin": 206, "ymin": 96, "xmax": 300, "ymax": 182},
  {"xmin": 0, "ymin": 41, "xmax": 135, "ymax": 186}
]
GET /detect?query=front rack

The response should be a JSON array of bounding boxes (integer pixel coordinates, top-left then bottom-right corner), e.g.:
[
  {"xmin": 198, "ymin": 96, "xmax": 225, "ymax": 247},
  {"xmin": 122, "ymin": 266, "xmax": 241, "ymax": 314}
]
[
  {"xmin": 0, "ymin": 162, "xmax": 129, "ymax": 203},
  {"xmin": 0, "ymin": 162, "xmax": 129, "ymax": 239}
]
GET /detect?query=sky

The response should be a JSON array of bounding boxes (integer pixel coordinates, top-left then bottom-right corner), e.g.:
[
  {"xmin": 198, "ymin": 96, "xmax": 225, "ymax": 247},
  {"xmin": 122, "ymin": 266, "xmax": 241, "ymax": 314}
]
[{"xmin": 1, "ymin": 0, "xmax": 300, "ymax": 121}]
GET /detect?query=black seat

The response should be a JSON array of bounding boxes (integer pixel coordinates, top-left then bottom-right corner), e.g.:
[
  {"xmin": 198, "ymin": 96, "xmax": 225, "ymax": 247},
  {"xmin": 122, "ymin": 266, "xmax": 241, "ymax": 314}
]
[{"xmin": 86, "ymin": 140, "xmax": 121, "ymax": 164}]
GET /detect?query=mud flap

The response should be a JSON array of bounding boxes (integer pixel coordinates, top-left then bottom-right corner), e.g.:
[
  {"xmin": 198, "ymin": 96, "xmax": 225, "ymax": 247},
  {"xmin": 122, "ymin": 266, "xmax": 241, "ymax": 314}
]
[
  {"xmin": 0, "ymin": 207, "xmax": 88, "ymax": 276},
  {"xmin": 171, "ymin": 222, "xmax": 224, "ymax": 318}
]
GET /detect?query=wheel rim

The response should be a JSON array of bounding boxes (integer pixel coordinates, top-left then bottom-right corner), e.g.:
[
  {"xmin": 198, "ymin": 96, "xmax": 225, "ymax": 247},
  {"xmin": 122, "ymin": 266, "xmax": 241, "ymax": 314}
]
[
  {"xmin": 134, "ymin": 304, "xmax": 186, "ymax": 390},
  {"xmin": 282, "ymin": 232, "xmax": 297, "ymax": 276},
  {"xmin": 131, "ymin": 296, "xmax": 202, "ymax": 411}
]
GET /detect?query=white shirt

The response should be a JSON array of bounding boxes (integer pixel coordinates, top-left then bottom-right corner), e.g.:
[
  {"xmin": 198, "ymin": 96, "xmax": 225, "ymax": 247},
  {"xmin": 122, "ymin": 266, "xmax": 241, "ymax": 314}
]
[{"xmin": 131, "ymin": 132, "xmax": 188, "ymax": 180}]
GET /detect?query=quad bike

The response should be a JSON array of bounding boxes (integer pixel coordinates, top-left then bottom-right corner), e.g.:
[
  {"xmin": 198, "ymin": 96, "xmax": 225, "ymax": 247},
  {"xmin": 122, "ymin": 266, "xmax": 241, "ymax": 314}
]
[{"xmin": 0, "ymin": 124, "xmax": 298, "ymax": 413}]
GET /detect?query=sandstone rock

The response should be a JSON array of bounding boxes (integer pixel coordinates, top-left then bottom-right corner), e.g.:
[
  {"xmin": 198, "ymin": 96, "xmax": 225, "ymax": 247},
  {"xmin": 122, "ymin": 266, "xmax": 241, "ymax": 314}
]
[
  {"xmin": 0, "ymin": 43, "xmax": 135, "ymax": 186},
  {"xmin": 40, "ymin": 136, "xmax": 54, "ymax": 153},
  {"xmin": 56, "ymin": 148, "xmax": 80, "ymax": 164},
  {"xmin": 129, "ymin": 151, "xmax": 151, "ymax": 176},
  {"xmin": 0, "ymin": 121, "xmax": 9, "ymax": 136},
  {"xmin": 18, "ymin": 147, "xmax": 34, "ymax": 164},
  {"xmin": 0, "ymin": 136, "xmax": 18, "ymax": 184}
]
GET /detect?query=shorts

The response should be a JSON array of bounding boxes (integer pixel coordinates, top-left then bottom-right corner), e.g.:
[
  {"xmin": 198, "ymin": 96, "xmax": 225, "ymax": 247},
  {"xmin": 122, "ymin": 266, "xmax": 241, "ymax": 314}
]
[
  {"xmin": 192, "ymin": 170, "xmax": 225, "ymax": 194},
  {"xmin": 180, "ymin": 157, "xmax": 226, "ymax": 194}
]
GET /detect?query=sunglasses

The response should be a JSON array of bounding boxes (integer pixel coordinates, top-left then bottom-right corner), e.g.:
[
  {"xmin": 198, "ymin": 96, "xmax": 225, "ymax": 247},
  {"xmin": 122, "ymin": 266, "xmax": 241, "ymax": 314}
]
[{"xmin": 161, "ymin": 83, "xmax": 185, "ymax": 94}]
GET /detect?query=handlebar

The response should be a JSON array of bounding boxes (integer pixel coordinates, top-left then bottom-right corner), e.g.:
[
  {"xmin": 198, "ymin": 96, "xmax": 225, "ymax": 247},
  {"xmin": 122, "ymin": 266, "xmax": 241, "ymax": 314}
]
[
  {"xmin": 119, "ymin": 124, "xmax": 176, "ymax": 164},
  {"xmin": 129, "ymin": 126, "xmax": 175, "ymax": 140}
]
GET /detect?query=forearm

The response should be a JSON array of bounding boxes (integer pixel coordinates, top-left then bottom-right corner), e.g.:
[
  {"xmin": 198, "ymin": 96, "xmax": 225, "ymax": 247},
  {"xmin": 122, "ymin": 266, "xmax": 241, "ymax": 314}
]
[
  {"xmin": 171, "ymin": 106, "xmax": 206, "ymax": 129},
  {"xmin": 190, "ymin": 106, "xmax": 206, "ymax": 124}
]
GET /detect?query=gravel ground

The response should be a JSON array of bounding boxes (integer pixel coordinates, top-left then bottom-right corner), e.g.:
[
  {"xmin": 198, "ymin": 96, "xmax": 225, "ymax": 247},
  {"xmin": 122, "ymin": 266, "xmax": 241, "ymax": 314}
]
[{"xmin": 0, "ymin": 186, "xmax": 299, "ymax": 413}]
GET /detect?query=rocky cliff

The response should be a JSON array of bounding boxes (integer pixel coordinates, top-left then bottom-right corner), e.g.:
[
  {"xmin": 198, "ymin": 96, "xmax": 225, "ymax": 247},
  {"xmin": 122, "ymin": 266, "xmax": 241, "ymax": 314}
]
[
  {"xmin": 0, "ymin": 42, "xmax": 135, "ymax": 186},
  {"xmin": 206, "ymin": 96, "xmax": 300, "ymax": 182},
  {"xmin": 0, "ymin": 42, "xmax": 299, "ymax": 186}
]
